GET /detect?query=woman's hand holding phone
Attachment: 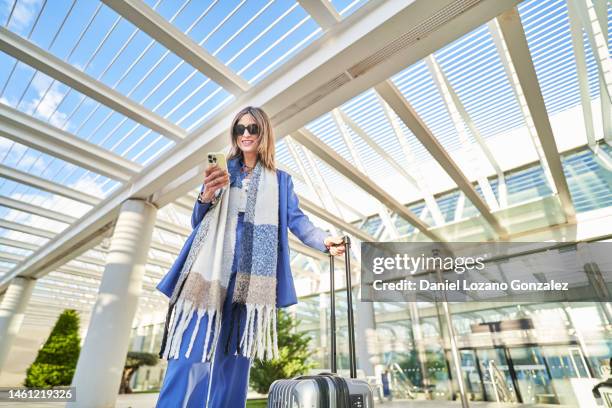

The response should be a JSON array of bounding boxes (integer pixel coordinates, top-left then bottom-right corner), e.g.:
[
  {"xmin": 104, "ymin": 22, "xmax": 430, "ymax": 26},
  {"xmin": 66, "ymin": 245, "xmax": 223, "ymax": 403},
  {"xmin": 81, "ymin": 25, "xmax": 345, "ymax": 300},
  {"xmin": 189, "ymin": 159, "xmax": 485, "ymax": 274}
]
[{"xmin": 200, "ymin": 164, "xmax": 229, "ymax": 203}]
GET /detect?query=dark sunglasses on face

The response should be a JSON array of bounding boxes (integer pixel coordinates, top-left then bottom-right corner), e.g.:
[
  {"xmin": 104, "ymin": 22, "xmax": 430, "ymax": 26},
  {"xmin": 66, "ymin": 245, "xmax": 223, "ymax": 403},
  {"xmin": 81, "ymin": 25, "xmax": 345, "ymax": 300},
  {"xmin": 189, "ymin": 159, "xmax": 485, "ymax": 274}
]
[{"xmin": 233, "ymin": 123, "xmax": 260, "ymax": 136}]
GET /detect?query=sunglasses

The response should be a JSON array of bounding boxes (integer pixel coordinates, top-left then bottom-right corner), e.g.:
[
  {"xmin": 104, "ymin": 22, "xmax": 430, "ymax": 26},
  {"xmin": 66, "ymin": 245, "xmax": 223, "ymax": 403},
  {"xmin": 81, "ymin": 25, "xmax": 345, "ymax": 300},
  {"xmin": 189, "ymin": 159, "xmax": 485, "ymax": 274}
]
[{"xmin": 233, "ymin": 123, "xmax": 260, "ymax": 136}]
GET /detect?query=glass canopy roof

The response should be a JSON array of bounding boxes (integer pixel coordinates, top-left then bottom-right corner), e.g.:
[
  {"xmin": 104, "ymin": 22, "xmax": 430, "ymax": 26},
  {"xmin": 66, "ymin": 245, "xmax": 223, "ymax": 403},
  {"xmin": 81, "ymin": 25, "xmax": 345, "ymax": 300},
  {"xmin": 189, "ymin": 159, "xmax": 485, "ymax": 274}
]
[{"xmin": 0, "ymin": 0, "xmax": 610, "ymax": 332}]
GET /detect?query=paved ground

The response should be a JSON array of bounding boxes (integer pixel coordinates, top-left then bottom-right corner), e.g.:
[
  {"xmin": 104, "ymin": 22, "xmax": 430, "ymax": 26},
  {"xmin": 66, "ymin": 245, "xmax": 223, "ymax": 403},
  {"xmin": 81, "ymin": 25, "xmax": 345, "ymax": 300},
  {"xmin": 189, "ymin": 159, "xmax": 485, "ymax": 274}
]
[{"xmin": 0, "ymin": 393, "xmax": 570, "ymax": 408}]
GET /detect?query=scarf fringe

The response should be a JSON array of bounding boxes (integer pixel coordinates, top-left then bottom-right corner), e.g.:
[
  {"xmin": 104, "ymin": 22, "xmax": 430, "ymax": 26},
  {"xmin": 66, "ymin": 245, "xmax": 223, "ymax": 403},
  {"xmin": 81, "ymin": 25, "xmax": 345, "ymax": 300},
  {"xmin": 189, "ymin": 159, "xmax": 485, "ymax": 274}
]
[
  {"xmin": 238, "ymin": 304, "xmax": 279, "ymax": 360},
  {"xmin": 161, "ymin": 299, "xmax": 280, "ymax": 362},
  {"xmin": 161, "ymin": 300, "xmax": 281, "ymax": 362}
]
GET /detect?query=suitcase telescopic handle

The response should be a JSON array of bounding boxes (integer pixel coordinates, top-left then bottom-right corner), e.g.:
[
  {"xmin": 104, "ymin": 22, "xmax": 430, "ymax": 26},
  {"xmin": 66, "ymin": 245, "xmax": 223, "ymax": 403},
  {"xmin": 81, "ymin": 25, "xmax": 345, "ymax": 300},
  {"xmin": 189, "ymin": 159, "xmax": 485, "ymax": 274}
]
[{"xmin": 328, "ymin": 235, "xmax": 357, "ymax": 379}]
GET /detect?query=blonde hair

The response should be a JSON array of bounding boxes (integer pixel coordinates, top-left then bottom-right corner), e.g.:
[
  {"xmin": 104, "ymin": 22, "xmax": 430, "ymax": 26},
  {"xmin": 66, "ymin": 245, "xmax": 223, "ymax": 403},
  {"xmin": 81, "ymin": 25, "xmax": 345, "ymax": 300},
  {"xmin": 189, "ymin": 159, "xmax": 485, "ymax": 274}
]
[{"xmin": 228, "ymin": 106, "xmax": 276, "ymax": 170}]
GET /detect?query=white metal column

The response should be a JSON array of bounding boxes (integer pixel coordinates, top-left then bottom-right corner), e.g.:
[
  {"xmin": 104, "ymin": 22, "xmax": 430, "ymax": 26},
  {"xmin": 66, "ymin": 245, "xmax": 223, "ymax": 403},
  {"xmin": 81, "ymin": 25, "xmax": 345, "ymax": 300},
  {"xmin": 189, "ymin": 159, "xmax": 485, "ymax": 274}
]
[
  {"xmin": 67, "ymin": 199, "xmax": 157, "ymax": 408},
  {"xmin": 0, "ymin": 276, "xmax": 36, "ymax": 373}
]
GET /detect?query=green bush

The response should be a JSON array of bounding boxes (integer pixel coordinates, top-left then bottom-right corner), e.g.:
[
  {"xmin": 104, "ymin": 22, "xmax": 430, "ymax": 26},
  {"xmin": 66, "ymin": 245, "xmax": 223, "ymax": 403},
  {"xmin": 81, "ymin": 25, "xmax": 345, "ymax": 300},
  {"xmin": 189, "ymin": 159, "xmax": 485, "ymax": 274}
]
[
  {"xmin": 24, "ymin": 309, "xmax": 81, "ymax": 388},
  {"xmin": 249, "ymin": 310, "xmax": 313, "ymax": 394}
]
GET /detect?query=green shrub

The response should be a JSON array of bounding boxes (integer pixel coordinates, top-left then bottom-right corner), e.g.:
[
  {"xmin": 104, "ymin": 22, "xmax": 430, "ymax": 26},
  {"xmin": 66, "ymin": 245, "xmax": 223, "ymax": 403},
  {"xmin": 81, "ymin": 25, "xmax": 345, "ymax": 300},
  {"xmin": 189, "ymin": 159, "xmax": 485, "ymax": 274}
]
[
  {"xmin": 24, "ymin": 309, "xmax": 81, "ymax": 388},
  {"xmin": 249, "ymin": 310, "xmax": 314, "ymax": 395}
]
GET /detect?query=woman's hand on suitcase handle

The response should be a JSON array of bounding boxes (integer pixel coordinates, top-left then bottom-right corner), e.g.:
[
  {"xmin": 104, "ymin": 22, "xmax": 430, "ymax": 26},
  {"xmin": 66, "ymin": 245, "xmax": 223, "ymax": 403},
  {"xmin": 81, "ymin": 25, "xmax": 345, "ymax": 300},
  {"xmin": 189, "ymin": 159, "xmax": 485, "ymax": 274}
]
[
  {"xmin": 201, "ymin": 164, "xmax": 229, "ymax": 203},
  {"xmin": 324, "ymin": 236, "xmax": 346, "ymax": 256}
]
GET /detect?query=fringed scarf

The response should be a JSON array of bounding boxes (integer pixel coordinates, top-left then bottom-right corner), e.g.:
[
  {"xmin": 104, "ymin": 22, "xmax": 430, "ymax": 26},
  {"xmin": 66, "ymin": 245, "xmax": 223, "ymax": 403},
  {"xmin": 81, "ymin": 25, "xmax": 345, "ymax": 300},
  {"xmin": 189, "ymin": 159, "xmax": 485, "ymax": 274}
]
[{"xmin": 158, "ymin": 160, "xmax": 279, "ymax": 362}]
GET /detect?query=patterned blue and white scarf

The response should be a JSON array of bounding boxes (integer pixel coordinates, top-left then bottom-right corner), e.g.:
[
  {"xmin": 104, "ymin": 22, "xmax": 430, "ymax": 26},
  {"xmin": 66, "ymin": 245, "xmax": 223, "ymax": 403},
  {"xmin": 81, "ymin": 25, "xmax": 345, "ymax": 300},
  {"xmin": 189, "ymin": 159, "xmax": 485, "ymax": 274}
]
[{"xmin": 159, "ymin": 160, "xmax": 279, "ymax": 362}]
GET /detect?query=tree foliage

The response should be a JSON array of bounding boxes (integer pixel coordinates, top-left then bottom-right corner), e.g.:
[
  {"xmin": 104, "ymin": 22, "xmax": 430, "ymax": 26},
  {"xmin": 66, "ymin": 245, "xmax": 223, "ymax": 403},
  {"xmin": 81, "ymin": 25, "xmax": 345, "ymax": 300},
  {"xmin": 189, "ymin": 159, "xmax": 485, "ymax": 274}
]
[
  {"xmin": 249, "ymin": 310, "xmax": 313, "ymax": 394},
  {"xmin": 24, "ymin": 309, "xmax": 81, "ymax": 388},
  {"xmin": 119, "ymin": 352, "xmax": 159, "ymax": 394}
]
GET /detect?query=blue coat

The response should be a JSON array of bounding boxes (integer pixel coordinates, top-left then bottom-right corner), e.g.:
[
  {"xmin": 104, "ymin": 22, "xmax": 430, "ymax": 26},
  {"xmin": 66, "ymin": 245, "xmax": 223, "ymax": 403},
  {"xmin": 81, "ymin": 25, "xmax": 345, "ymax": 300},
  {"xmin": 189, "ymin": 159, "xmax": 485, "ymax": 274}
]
[{"xmin": 155, "ymin": 157, "xmax": 330, "ymax": 308}]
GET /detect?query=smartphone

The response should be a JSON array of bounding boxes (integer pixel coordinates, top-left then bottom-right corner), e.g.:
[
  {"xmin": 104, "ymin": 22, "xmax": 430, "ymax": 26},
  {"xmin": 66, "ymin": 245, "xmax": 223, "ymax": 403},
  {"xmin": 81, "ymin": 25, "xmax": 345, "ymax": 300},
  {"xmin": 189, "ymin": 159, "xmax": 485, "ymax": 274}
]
[{"xmin": 207, "ymin": 152, "xmax": 228, "ymax": 173}]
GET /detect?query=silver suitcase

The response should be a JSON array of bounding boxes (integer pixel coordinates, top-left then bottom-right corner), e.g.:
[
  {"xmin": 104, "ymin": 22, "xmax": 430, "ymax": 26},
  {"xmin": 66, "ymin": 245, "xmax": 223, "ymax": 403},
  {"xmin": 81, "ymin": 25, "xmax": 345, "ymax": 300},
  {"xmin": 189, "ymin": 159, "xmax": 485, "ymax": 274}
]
[{"xmin": 268, "ymin": 236, "xmax": 374, "ymax": 408}]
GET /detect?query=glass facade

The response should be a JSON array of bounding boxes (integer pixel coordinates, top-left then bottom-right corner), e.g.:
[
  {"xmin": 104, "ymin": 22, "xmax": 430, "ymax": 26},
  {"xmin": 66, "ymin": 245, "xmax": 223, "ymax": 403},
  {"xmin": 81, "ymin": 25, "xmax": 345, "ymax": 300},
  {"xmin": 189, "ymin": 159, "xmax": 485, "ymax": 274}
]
[
  {"xmin": 292, "ymin": 294, "xmax": 611, "ymax": 405},
  {"xmin": 359, "ymin": 145, "xmax": 612, "ymax": 238},
  {"xmin": 127, "ymin": 323, "xmax": 167, "ymax": 392}
]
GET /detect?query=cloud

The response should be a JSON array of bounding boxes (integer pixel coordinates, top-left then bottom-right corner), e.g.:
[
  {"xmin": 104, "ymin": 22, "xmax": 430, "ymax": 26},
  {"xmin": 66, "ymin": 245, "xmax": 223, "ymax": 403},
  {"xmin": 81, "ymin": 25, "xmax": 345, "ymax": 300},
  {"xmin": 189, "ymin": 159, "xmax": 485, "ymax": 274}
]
[
  {"xmin": 0, "ymin": 135, "xmax": 47, "ymax": 173},
  {"xmin": 34, "ymin": 87, "xmax": 68, "ymax": 128},
  {"xmin": 68, "ymin": 173, "xmax": 107, "ymax": 198},
  {"xmin": 7, "ymin": 0, "xmax": 42, "ymax": 33},
  {"xmin": 23, "ymin": 75, "xmax": 69, "ymax": 128},
  {"xmin": 30, "ymin": 71, "xmax": 53, "ymax": 93},
  {"xmin": 0, "ymin": 95, "xmax": 13, "ymax": 106}
]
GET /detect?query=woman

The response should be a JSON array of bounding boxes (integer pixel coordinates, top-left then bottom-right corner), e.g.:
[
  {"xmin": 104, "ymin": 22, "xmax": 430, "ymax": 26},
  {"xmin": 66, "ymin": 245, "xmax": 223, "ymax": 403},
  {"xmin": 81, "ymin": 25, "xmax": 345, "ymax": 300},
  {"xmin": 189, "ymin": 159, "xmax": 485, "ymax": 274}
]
[{"xmin": 155, "ymin": 106, "xmax": 345, "ymax": 407}]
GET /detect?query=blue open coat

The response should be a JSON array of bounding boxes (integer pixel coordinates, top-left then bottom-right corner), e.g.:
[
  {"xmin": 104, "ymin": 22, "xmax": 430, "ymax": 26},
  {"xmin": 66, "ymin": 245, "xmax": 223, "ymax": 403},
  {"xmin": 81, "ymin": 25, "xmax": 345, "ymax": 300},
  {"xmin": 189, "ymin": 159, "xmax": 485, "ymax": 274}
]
[{"xmin": 155, "ymin": 157, "xmax": 330, "ymax": 308}]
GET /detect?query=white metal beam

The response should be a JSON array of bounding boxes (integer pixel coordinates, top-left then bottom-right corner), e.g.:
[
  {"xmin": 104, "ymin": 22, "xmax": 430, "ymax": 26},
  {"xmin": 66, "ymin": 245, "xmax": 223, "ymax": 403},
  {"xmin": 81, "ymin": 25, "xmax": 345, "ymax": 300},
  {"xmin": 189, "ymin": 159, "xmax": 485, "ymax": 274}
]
[
  {"xmin": 298, "ymin": 195, "xmax": 375, "ymax": 242},
  {"xmin": 291, "ymin": 128, "xmax": 441, "ymax": 241},
  {"xmin": 277, "ymin": 162, "xmax": 367, "ymax": 221},
  {"xmin": 426, "ymin": 55, "xmax": 504, "ymax": 209},
  {"xmin": 488, "ymin": 19, "xmax": 558, "ymax": 193},
  {"xmin": 0, "ymin": 164, "xmax": 101, "ymax": 206},
  {"xmin": 47, "ymin": 271, "xmax": 162, "ymax": 298},
  {"xmin": 566, "ymin": 0, "xmax": 612, "ymax": 170},
  {"xmin": 28, "ymin": 291, "xmax": 96, "ymax": 306},
  {"xmin": 571, "ymin": 0, "xmax": 612, "ymax": 104},
  {"xmin": 292, "ymin": 147, "xmax": 363, "ymax": 274},
  {"xmin": 154, "ymin": 219, "xmax": 190, "ymax": 237},
  {"xmin": 149, "ymin": 240, "xmax": 181, "ymax": 255},
  {"xmin": 101, "ymin": 0, "xmax": 250, "ymax": 95},
  {"xmin": 32, "ymin": 284, "xmax": 97, "ymax": 300},
  {"xmin": 174, "ymin": 196, "xmax": 195, "ymax": 211},
  {"xmin": 38, "ymin": 276, "xmax": 101, "ymax": 293},
  {"xmin": 29, "ymin": 222, "xmax": 114, "ymax": 280},
  {"xmin": 43, "ymin": 271, "xmax": 160, "ymax": 294},
  {"xmin": 0, "ymin": 27, "xmax": 186, "ymax": 142},
  {"xmin": 496, "ymin": 8, "xmax": 576, "ymax": 223},
  {"xmin": 0, "ymin": 104, "xmax": 141, "ymax": 182},
  {"xmin": 75, "ymin": 255, "xmax": 106, "ymax": 268},
  {"xmin": 54, "ymin": 265, "xmax": 102, "ymax": 280},
  {"xmin": 25, "ymin": 308, "xmax": 90, "ymax": 320},
  {"xmin": 338, "ymin": 108, "xmax": 446, "ymax": 225},
  {"xmin": 297, "ymin": 0, "xmax": 341, "ymax": 30},
  {"xmin": 375, "ymin": 80, "xmax": 509, "ymax": 239},
  {"xmin": 288, "ymin": 234, "xmax": 330, "ymax": 261},
  {"xmin": 0, "ymin": 252, "xmax": 22, "ymax": 264},
  {"xmin": 591, "ymin": 0, "xmax": 611, "ymax": 143},
  {"xmin": 567, "ymin": 0, "xmax": 597, "ymax": 145},
  {"xmin": 285, "ymin": 138, "xmax": 341, "ymax": 238},
  {"xmin": 145, "ymin": 257, "xmax": 172, "ymax": 271},
  {"xmin": 0, "ymin": 219, "xmax": 56, "ymax": 239},
  {"xmin": 0, "ymin": 237, "xmax": 39, "ymax": 252},
  {"xmin": 331, "ymin": 109, "xmax": 400, "ymax": 238},
  {"xmin": 27, "ymin": 300, "xmax": 92, "ymax": 311},
  {"xmin": 0, "ymin": 196, "xmax": 77, "ymax": 224},
  {"xmin": 30, "ymin": 288, "xmax": 95, "ymax": 307},
  {"xmin": 376, "ymin": 95, "xmax": 446, "ymax": 226},
  {"xmin": 285, "ymin": 138, "xmax": 328, "ymax": 213},
  {"xmin": 338, "ymin": 110, "xmax": 420, "ymax": 188},
  {"xmin": 2, "ymin": 0, "xmax": 520, "ymax": 290}
]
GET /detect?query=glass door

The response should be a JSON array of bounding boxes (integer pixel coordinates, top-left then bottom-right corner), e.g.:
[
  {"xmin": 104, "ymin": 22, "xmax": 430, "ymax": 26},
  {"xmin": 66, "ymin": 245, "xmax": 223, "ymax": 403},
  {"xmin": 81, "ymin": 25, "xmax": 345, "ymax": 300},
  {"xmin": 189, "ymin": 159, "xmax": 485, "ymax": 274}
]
[
  {"xmin": 508, "ymin": 346, "xmax": 557, "ymax": 404},
  {"xmin": 541, "ymin": 345, "xmax": 591, "ymax": 378},
  {"xmin": 476, "ymin": 347, "xmax": 519, "ymax": 402},
  {"xmin": 459, "ymin": 349, "xmax": 485, "ymax": 401},
  {"xmin": 568, "ymin": 347, "xmax": 590, "ymax": 378}
]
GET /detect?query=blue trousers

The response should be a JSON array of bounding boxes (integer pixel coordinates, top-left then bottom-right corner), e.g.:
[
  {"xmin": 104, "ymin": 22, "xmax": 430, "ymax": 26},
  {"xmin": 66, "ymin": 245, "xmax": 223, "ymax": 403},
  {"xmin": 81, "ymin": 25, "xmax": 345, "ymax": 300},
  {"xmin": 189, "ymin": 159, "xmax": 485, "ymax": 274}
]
[{"xmin": 156, "ymin": 213, "xmax": 252, "ymax": 408}]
